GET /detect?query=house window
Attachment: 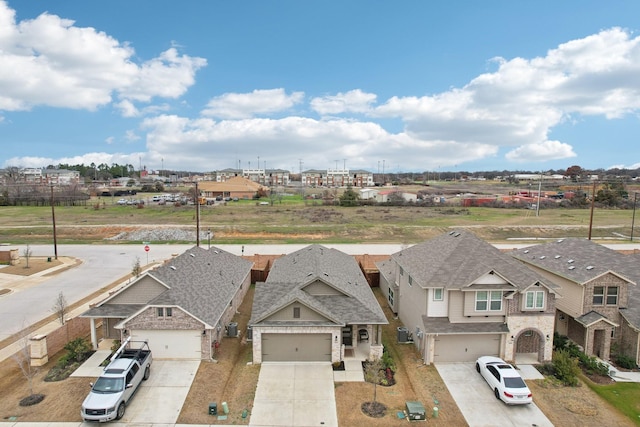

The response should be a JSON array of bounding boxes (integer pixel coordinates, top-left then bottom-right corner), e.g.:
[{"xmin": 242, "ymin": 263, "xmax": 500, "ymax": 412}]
[
  {"xmin": 606, "ymin": 286, "xmax": 618, "ymax": 305},
  {"xmin": 388, "ymin": 287, "xmax": 394, "ymax": 305},
  {"xmin": 593, "ymin": 287, "xmax": 604, "ymax": 305},
  {"xmin": 399, "ymin": 266, "xmax": 404, "ymax": 276},
  {"xmin": 166, "ymin": 307, "xmax": 172, "ymax": 317},
  {"xmin": 433, "ymin": 288, "xmax": 443, "ymax": 301},
  {"xmin": 157, "ymin": 308, "xmax": 164, "ymax": 317},
  {"xmin": 476, "ymin": 291, "xmax": 502, "ymax": 311},
  {"xmin": 408, "ymin": 275, "xmax": 413, "ymax": 286},
  {"xmin": 525, "ymin": 291, "xmax": 545, "ymax": 309},
  {"xmin": 293, "ymin": 307, "xmax": 300, "ymax": 319},
  {"xmin": 611, "ymin": 327, "xmax": 616, "ymax": 339}
]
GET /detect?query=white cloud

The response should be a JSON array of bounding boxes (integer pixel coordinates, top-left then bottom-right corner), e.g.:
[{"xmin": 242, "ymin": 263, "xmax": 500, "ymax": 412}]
[
  {"xmin": 310, "ymin": 89, "xmax": 377, "ymax": 115},
  {"xmin": 201, "ymin": 88, "xmax": 304, "ymax": 119},
  {"xmin": 0, "ymin": 1, "xmax": 205, "ymax": 113},
  {"xmin": 505, "ymin": 140, "xmax": 577, "ymax": 162}
]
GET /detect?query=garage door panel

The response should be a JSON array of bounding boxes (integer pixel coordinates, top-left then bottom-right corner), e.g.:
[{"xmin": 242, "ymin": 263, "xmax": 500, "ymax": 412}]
[
  {"xmin": 434, "ymin": 334, "xmax": 500, "ymax": 363},
  {"xmin": 131, "ymin": 329, "xmax": 201, "ymax": 360},
  {"xmin": 262, "ymin": 333, "xmax": 331, "ymax": 362}
]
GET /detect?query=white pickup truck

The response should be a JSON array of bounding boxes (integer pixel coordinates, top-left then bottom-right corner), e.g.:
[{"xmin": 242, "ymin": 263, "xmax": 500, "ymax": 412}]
[{"xmin": 81, "ymin": 338, "xmax": 152, "ymax": 422}]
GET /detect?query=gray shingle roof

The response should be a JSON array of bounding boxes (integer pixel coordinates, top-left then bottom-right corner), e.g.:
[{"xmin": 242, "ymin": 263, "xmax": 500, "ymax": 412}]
[
  {"xmin": 510, "ymin": 238, "xmax": 637, "ymax": 284},
  {"xmin": 251, "ymin": 245, "xmax": 387, "ymax": 326},
  {"xmin": 390, "ymin": 230, "xmax": 556, "ymax": 291},
  {"xmin": 147, "ymin": 246, "xmax": 253, "ymax": 327},
  {"xmin": 575, "ymin": 310, "xmax": 618, "ymax": 327},
  {"xmin": 421, "ymin": 316, "xmax": 510, "ymax": 334},
  {"xmin": 81, "ymin": 304, "xmax": 145, "ymax": 318}
]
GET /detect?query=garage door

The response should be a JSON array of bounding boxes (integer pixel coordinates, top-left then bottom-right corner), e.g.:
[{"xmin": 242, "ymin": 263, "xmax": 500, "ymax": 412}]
[
  {"xmin": 434, "ymin": 334, "xmax": 500, "ymax": 363},
  {"xmin": 130, "ymin": 329, "xmax": 201, "ymax": 360},
  {"xmin": 262, "ymin": 333, "xmax": 331, "ymax": 362}
]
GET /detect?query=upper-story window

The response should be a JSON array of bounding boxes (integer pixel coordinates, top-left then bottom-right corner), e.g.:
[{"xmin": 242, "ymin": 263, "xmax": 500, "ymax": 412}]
[
  {"xmin": 433, "ymin": 288, "xmax": 444, "ymax": 301},
  {"xmin": 399, "ymin": 266, "xmax": 404, "ymax": 276},
  {"xmin": 525, "ymin": 291, "xmax": 545, "ymax": 309},
  {"xmin": 606, "ymin": 287, "xmax": 618, "ymax": 305},
  {"xmin": 408, "ymin": 275, "xmax": 413, "ymax": 286},
  {"xmin": 593, "ymin": 287, "xmax": 604, "ymax": 305},
  {"xmin": 476, "ymin": 291, "xmax": 502, "ymax": 311}
]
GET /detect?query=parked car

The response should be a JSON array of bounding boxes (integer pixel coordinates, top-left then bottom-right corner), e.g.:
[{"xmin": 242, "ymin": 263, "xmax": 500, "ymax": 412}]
[
  {"xmin": 117, "ymin": 199, "xmax": 128, "ymax": 205},
  {"xmin": 81, "ymin": 338, "xmax": 152, "ymax": 421},
  {"xmin": 475, "ymin": 356, "xmax": 532, "ymax": 405}
]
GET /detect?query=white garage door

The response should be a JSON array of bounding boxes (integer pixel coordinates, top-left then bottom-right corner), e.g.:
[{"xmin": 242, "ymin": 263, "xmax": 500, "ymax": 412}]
[
  {"xmin": 434, "ymin": 334, "xmax": 501, "ymax": 363},
  {"xmin": 130, "ymin": 329, "xmax": 201, "ymax": 360},
  {"xmin": 262, "ymin": 333, "xmax": 332, "ymax": 362}
]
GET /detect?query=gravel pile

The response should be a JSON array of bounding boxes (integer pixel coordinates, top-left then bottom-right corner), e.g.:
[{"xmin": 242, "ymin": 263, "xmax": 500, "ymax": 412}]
[{"xmin": 105, "ymin": 228, "xmax": 205, "ymax": 242}]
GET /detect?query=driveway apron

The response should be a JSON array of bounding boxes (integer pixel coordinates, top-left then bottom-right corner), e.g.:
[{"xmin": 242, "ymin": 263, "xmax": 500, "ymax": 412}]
[
  {"xmin": 436, "ymin": 363, "xmax": 553, "ymax": 427},
  {"xmin": 120, "ymin": 360, "xmax": 200, "ymax": 424},
  {"xmin": 250, "ymin": 362, "xmax": 338, "ymax": 427}
]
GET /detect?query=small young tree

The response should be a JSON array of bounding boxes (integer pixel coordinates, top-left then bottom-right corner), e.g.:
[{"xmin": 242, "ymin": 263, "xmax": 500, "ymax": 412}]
[
  {"xmin": 132, "ymin": 256, "xmax": 141, "ymax": 277},
  {"xmin": 51, "ymin": 291, "xmax": 68, "ymax": 325},
  {"xmin": 23, "ymin": 244, "xmax": 32, "ymax": 269},
  {"xmin": 12, "ymin": 332, "xmax": 44, "ymax": 406},
  {"xmin": 363, "ymin": 358, "xmax": 385, "ymax": 402}
]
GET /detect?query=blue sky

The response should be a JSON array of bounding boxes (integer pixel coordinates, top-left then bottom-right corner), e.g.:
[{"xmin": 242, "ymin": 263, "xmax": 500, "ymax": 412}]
[{"xmin": 2, "ymin": 1, "xmax": 640, "ymax": 174}]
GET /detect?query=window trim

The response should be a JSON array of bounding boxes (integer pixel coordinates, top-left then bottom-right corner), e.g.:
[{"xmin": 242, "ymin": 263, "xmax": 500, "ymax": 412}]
[
  {"xmin": 476, "ymin": 290, "xmax": 502, "ymax": 312},
  {"xmin": 606, "ymin": 286, "xmax": 618, "ymax": 306},
  {"xmin": 157, "ymin": 307, "xmax": 164, "ymax": 317},
  {"xmin": 433, "ymin": 288, "xmax": 444, "ymax": 301},
  {"xmin": 525, "ymin": 290, "xmax": 545, "ymax": 309},
  {"xmin": 293, "ymin": 306, "xmax": 301, "ymax": 319},
  {"xmin": 593, "ymin": 286, "xmax": 604, "ymax": 305}
]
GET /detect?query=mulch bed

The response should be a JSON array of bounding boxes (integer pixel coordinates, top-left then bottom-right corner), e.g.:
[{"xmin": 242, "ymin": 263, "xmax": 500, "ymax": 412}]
[{"xmin": 361, "ymin": 401, "xmax": 387, "ymax": 418}]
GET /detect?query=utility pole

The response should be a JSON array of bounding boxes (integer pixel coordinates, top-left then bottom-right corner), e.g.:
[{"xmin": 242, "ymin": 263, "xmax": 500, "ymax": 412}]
[
  {"xmin": 631, "ymin": 192, "xmax": 638, "ymax": 241},
  {"xmin": 50, "ymin": 185, "xmax": 58, "ymax": 260},
  {"xmin": 195, "ymin": 181, "xmax": 200, "ymax": 247},
  {"xmin": 588, "ymin": 180, "xmax": 596, "ymax": 240}
]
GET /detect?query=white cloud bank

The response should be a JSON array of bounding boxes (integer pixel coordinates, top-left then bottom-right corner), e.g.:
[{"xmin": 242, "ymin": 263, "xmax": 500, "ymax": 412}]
[{"xmin": 1, "ymin": 0, "xmax": 639, "ymax": 172}]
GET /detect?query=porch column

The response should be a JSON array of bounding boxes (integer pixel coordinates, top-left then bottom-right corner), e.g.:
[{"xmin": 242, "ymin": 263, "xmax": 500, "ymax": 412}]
[
  {"xmin": 90, "ymin": 318, "xmax": 98, "ymax": 350},
  {"xmin": 377, "ymin": 325, "xmax": 382, "ymax": 345}
]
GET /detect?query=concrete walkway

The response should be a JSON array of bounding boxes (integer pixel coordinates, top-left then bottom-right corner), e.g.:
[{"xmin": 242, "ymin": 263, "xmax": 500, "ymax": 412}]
[{"xmin": 250, "ymin": 363, "xmax": 338, "ymax": 427}]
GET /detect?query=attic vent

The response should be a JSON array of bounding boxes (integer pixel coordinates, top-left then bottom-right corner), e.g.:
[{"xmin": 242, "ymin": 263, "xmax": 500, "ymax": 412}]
[
  {"xmin": 523, "ymin": 250, "xmax": 529, "ymax": 254},
  {"xmin": 567, "ymin": 259, "xmax": 574, "ymax": 264},
  {"xmin": 189, "ymin": 253, "xmax": 195, "ymax": 257},
  {"xmin": 568, "ymin": 266, "xmax": 575, "ymax": 270},
  {"xmin": 214, "ymin": 250, "xmax": 219, "ymax": 254},
  {"xmin": 554, "ymin": 255, "xmax": 561, "ymax": 259},
  {"xmin": 307, "ymin": 272, "xmax": 313, "ymax": 276},
  {"xmin": 557, "ymin": 239, "xmax": 564, "ymax": 243},
  {"xmin": 170, "ymin": 266, "xmax": 176, "ymax": 270},
  {"xmin": 586, "ymin": 266, "xmax": 594, "ymax": 270},
  {"xmin": 453, "ymin": 232, "xmax": 461, "ymax": 237},
  {"xmin": 449, "ymin": 231, "xmax": 456, "ymax": 235},
  {"xmin": 324, "ymin": 272, "xmax": 329, "ymax": 276},
  {"xmin": 540, "ymin": 256, "xmax": 546, "ymax": 259}
]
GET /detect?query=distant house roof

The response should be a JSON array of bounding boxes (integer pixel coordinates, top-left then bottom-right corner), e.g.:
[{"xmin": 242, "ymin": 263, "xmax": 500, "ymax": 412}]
[
  {"xmin": 390, "ymin": 230, "xmax": 556, "ymax": 291},
  {"xmin": 82, "ymin": 246, "xmax": 253, "ymax": 329},
  {"xmin": 199, "ymin": 176, "xmax": 264, "ymax": 193},
  {"xmin": 250, "ymin": 245, "xmax": 387, "ymax": 326}
]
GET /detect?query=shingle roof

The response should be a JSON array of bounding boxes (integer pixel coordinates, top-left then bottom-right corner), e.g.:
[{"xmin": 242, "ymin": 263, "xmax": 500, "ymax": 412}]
[
  {"xmin": 148, "ymin": 246, "xmax": 253, "ymax": 327},
  {"xmin": 390, "ymin": 230, "xmax": 556, "ymax": 291},
  {"xmin": 251, "ymin": 245, "xmax": 387, "ymax": 326},
  {"xmin": 421, "ymin": 316, "xmax": 510, "ymax": 334},
  {"xmin": 510, "ymin": 238, "xmax": 637, "ymax": 285}
]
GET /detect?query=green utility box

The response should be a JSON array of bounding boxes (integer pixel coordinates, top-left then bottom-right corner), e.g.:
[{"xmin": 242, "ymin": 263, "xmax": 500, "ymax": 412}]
[
  {"xmin": 208, "ymin": 402, "xmax": 217, "ymax": 415},
  {"xmin": 405, "ymin": 401, "xmax": 426, "ymax": 421}
]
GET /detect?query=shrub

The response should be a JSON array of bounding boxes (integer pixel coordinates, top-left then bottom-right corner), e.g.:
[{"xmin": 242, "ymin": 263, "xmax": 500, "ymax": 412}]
[
  {"xmin": 64, "ymin": 338, "xmax": 91, "ymax": 363},
  {"xmin": 580, "ymin": 354, "xmax": 610, "ymax": 376},
  {"xmin": 553, "ymin": 349, "xmax": 580, "ymax": 386},
  {"xmin": 615, "ymin": 354, "xmax": 637, "ymax": 370}
]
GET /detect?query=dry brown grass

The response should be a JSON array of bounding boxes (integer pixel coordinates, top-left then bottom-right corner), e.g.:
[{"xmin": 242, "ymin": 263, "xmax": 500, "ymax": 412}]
[{"xmin": 0, "ymin": 257, "xmax": 63, "ymax": 275}]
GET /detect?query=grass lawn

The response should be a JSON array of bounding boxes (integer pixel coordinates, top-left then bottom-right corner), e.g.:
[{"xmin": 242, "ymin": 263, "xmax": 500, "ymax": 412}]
[{"xmin": 586, "ymin": 380, "xmax": 640, "ymax": 425}]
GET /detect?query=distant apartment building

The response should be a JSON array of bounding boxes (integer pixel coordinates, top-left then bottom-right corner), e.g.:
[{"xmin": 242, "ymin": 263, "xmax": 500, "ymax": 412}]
[
  {"xmin": 1, "ymin": 168, "xmax": 81, "ymax": 186},
  {"xmin": 211, "ymin": 168, "xmax": 290, "ymax": 186},
  {"xmin": 301, "ymin": 168, "xmax": 374, "ymax": 187}
]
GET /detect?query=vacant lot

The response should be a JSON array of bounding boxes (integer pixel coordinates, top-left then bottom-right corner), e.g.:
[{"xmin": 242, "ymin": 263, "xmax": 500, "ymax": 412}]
[{"xmin": 0, "ymin": 202, "xmax": 636, "ymax": 245}]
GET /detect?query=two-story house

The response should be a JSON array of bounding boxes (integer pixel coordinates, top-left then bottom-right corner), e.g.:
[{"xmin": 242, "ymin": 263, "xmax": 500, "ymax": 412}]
[
  {"xmin": 511, "ymin": 238, "xmax": 638, "ymax": 362},
  {"xmin": 377, "ymin": 231, "xmax": 558, "ymax": 364}
]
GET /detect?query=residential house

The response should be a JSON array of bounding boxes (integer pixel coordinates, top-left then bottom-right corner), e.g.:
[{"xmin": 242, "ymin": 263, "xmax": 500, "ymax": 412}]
[
  {"xmin": 81, "ymin": 246, "xmax": 253, "ymax": 360},
  {"xmin": 198, "ymin": 176, "xmax": 267, "ymax": 200},
  {"xmin": 377, "ymin": 231, "xmax": 558, "ymax": 364},
  {"xmin": 249, "ymin": 245, "xmax": 388, "ymax": 364},
  {"xmin": 511, "ymin": 239, "xmax": 639, "ymax": 363}
]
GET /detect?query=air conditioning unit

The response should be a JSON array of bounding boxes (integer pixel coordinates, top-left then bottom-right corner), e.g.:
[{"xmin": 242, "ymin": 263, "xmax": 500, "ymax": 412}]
[{"xmin": 397, "ymin": 327, "xmax": 409, "ymax": 343}]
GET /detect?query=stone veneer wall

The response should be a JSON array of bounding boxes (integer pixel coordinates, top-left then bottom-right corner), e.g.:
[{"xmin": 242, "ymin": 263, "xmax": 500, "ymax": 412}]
[{"xmin": 505, "ymin": 314, "xmax": 555, "ymax": 362}]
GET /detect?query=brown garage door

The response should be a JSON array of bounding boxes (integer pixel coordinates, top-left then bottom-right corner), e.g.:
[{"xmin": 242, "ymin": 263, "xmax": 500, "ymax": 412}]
[
  {"xmin": 262, "ymin": 333, "xmax": 332, "ymax": 362},
  {"xmin": 434, "ymin": 334, "xmax": 500, "ymax": 363}
]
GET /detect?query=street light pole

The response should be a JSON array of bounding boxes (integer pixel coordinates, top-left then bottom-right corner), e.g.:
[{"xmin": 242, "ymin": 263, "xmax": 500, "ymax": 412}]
[
  {"xmin": 50, "ymin": 185, "xmax": 58, "ymax": 260},
  {"xmin": 207, "ymin": 228, "xmax": 211, "ymax": 249},
  {"xmin": 631, "ymin": 192, "xmax": 638, "ymax": 241}
]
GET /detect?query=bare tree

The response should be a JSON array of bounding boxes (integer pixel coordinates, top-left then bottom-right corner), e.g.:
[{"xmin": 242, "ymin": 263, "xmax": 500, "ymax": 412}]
[
  {"xmin": 12, "ymin": 331, "xmax": 42, "ymax": 405},
  {"xmin": 363, "ymin": 358, "xmax": 385, "ymax": 402},
  {"xmin": 51, "ymin": 291, "xmax": 68, "ymax": 325},
  {"xmin": 23, "ymin": 244, "xmax": 32, "ymax": 269},
  {"xmin": 131, "ymin": 256, "xmax": 141, "ymax": 277}
]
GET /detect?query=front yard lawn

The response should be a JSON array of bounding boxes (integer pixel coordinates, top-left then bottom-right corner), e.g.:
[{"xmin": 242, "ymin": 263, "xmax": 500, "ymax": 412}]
[{"xmin": 586, "ymin": 380, "xmax": 640, "ymax": 425}]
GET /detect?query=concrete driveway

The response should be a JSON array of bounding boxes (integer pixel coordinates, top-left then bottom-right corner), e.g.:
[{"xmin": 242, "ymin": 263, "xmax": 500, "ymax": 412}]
[
  {"xmin": 250, "ymin": 362, "xmax": 338, "ymax": 427},
  {"xmin": 436, "ymin": 363, "xmax": 553, "ymax": 427},
  {"xmin": 120, "ymin": 360, "xmax": 200, "ymax": 424}
]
